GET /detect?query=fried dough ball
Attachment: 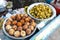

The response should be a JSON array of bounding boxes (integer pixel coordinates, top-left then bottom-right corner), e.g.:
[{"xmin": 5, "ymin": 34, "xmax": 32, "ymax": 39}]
[
  {"xmin": 11, "ymin": 16, "xmax": 15, "ymax": 20},
  {"xmin": 25, "ymin": 18, "xmax": 30, "ymax": 22},
  {"xmin": 12, "ymin": 20, "xmax": 17, "ymax": 25},
  {"xmin": 12, "ymin": 25, "xmax": 17, "ymax": 30},
  {"xmin": 14, "ymin": 31, "xmax": 20, "ymax": 37},
  {"xmin": 5, "ymin": 14, "xmax": 37, "ymax": 37},
  {"xmin": 17, "ymin": 22, "xmax": 22, "ymax": 27},
  {"xmin": 18, "ymin": 27, "xmax": 22, "ymax": 31},
  {"xmin": 31, "ymin": 22, "xmax": 36, "ymax": 27},
  {"xmin": 22, "ymin": 17, "xmax": 26, "ymax": 20},
  {"xmin": 24, "ymin": 14, "xmax": 28, "ymax": 17},
  {"xmin": 9, "ymin": 29, "xmax": 15, "ymax": 35},
  {"xmin": 25, "ymin": 22, "xmax": 30, "ymax": 26},
  {"xmin": 29, "ymin": 25, "xmax": 34, "ymax": 31},
  {"xmin": 23, "ymin": 25, "xmax": 28, "ymax": 30},
  {"xmin": 21, "ymin": 30, "xmax": 26, "ymax": 37},
  {"xmin": 28, "ymin": 17, "xmax": 31, "ymax": 20},
  {"xmin": 6, "ymin": 21, "xmax": 11, "ymax": 25},
  {"xmin": 16, "ymin": 14, "xmax": 21, "ymax": 20},
  {"xmin": 6, "ymin": 25, "xmax": 12, "ymax": 31},
  {"xmin": 20, "ymin": 19, "xmax": 25, "ymax": 24},
  {"xmin": 26, "ymin": 29, "xmax": 31, "ymax": 35},
  {"xmin": 20, "ymin": 14, "xmax": 24, "ymax": 17}
]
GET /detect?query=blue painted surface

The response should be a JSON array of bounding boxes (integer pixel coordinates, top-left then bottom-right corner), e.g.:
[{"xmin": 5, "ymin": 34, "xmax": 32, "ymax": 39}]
[
  {"xmin": 30, "ymin": 15, "xmax": 60, "ymax": 40},
  {"xmin": 44, "ymin": 25, "xmax": 60, "ymax": 40}
]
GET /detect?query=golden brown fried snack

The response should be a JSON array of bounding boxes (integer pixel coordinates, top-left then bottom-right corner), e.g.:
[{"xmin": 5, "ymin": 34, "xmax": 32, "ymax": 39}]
[
  {"xmin": 22, "ymin": 17, "xmax": 26, "ymax": 20},
  {"xmin": 12, "ymin": 25, "xmax": 17, "ymax": 30},
  {"xmin": 11, "ymin": 16, "xmax": 15, "ymax": 20},
  {"xmin": 6, "ymin": 25, "xmax": 12, "ymax": 31},
  {"xmin": 6, "ymin": 20, "xmax": 11, "ymax": 25},
  {"xmin": 24, "ymin": 14, "xmax": 28, "ymax": 17},
  {"xmin": 17, "ymin": 22, "xmax": 22, "ymax": 27},
  {"xmin": 12, "ymin": 20, "xmax": 17, "ymax": 25},
  {"xmin": 28, "ymin": 17, "xmax": 31, "ymax": 20},
  {"xmin": 25, "ymin": 18, "xmax": 30, "ymax": 22},
  {"xmin": 31, "ymin": 22, "xmax": 36, "ymax": 27},
  {"xmin": 9, "ymin": 29, "xmax": 15, "ymax": 35},
  {"xmin": 18, "ymin": 27, "xmax": 22, "ymax": 31},
  {"xmin": 29, "ymin": 25, "xmax": 34, "ymax": 31},
  {"xmin": 14, "ymin": 31, "xmax": 20, "ymax": 37},
  {"xmin": 25, "ymin": 22, "xmax": 30, "ymax": 26},
  {"xmin": 5, "ymin": 14, "xmax": 36, "ymax": 37},
  {"xmin": 26, "ymin": 29, "xmax": 31, "ymax": 35},
  {"xmin": 20, "ymin": 19, "xmax": 25, "ymax": 24},
  {"xmin": 21, "ymin": 30, "xmax": 26, "ymax": 37},
  {"xmin": 23, "ymin": 25, "xmax": 28, "ymax": 30},
  {"xmin": 20, "ymin": 14, "xmax": 24, "ymax": 17},
  {"xmin": 16, "ymin": 14, "xmax": 21, "ymax": 20}
]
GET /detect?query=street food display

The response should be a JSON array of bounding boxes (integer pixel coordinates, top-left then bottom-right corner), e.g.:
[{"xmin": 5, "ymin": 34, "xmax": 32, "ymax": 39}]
[
  {"xmin": 5, "ymin": 14, "xmax": 36, "ymax": 37},
  {"xmin": 0, "ymin": 0, "xmax": 56, "ymax": 40}
]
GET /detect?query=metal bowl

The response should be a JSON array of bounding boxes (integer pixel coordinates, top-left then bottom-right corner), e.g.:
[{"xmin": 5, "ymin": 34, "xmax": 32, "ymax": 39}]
[
  {"xmin": 2, "ymin": 14, "xmax": 36, "ymax": 40},
  {"xmin": 27, "ymin": 2, "xmax": 56, "ymax": 21}
]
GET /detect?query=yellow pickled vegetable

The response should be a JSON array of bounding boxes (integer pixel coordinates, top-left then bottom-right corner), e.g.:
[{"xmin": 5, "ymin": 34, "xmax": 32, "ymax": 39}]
[{"xmin": 30, "ymin": 4, "xmax": 52, "ymax": 19}]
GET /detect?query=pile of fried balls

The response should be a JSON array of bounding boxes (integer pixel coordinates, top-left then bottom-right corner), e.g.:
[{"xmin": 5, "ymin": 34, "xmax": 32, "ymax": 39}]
[{"xmin": 5, "ymin": 14, "xmax": 36, "ymax": 37}]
